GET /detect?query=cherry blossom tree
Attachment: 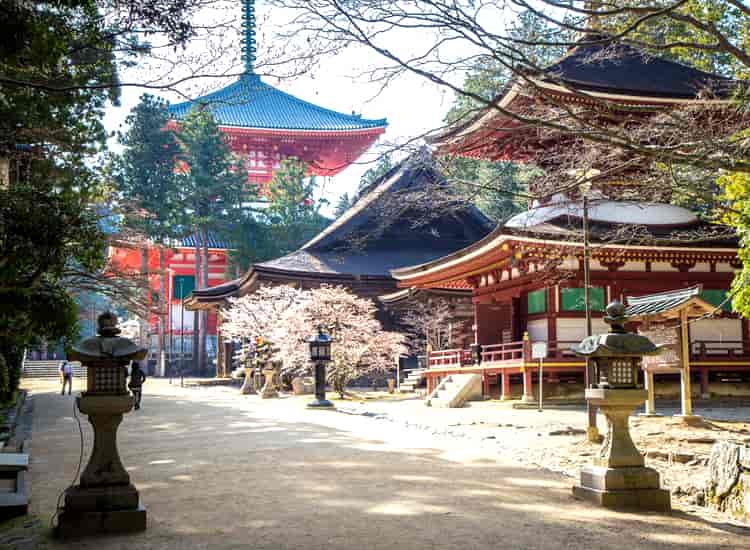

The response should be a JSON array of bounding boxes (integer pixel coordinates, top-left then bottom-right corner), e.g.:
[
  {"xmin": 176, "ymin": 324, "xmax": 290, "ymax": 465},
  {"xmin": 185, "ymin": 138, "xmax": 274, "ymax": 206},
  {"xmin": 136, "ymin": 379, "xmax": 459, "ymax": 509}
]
[
  {"xmin": 222, "ymin": 284, "xmax": 406, "ymax": 398},
  {"xmin": 222, "ymin": 285, "xmax": 310, "ymax": 376},
  {"xmin": 298, "ymin": 286, "xmax": 407, "ymax": 398}
]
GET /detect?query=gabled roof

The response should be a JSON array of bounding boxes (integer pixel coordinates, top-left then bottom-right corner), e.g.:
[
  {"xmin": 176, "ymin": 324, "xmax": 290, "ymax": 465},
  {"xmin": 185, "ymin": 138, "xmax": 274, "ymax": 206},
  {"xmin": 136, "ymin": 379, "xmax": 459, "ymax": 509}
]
[
  {"xmin": 626, "ymin": 285, "xmax": 715, "ymax": 321},
  {"xmin": 185, "ymin": 151, "xmax": 494, "ymax": 307},
  {"xmin": 168, "ymin": 74, "xmax": 387, "ymax": 132},
  {"xmin": 252, "ymin": 150, "xmax": 494, "ymax": 278},
  {"xmin": 301, "ymin": 149, "xmax": 493, "ymax": 253},
  {"xmin": 540, "ymin": 35, "xmax": 734, "ymax": 100},
  {"xmin": 178, "ymin": 232, "xmax": 229, "ymax": 249}
]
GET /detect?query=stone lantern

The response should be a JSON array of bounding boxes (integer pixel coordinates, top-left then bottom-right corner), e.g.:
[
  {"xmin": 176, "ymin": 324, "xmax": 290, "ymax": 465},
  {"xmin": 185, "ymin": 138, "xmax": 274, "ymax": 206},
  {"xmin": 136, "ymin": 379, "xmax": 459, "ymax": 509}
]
[
  {"xmin": 56, "ymin": 312, "xmax": 147, "ymax": 538},
  {"xmin": 306, "ymin": 327, "xmax": 334, "ymax": 409},
  {"xmin": 571, "ymin": 301, "xmax": 671, "ymax": 512}
]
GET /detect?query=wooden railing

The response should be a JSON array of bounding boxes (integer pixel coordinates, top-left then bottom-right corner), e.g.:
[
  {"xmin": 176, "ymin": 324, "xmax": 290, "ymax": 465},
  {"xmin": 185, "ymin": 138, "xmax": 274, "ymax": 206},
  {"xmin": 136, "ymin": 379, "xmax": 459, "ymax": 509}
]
[{"xmin": 690, "ymin": 340, "xmax": 750, "ymax": 360}]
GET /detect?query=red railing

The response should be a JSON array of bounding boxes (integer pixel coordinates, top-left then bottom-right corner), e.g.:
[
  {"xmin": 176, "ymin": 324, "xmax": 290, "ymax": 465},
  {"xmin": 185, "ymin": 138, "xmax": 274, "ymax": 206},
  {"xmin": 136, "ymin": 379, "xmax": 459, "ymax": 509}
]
[
  {"xmin": 428, "ymin": 339, "xmax": 589, "ymax": 369},
  {"xmin": 428, "ymin": 348, "xmax": 473, "ymax": 368},
  {"xmin": 481, "ymin": 341, "xmax": 524, "ymax": 363},
  {"xmin": 427, "ymin": 339, "xmax": 750, "ymax": 370}
]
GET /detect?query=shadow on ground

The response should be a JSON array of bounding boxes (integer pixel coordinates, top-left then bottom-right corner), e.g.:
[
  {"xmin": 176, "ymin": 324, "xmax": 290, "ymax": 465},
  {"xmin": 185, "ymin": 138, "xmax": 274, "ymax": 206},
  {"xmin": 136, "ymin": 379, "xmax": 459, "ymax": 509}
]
[{"xmin": 24, "ymin": 383, "xmax": 750, "ymax": 550}]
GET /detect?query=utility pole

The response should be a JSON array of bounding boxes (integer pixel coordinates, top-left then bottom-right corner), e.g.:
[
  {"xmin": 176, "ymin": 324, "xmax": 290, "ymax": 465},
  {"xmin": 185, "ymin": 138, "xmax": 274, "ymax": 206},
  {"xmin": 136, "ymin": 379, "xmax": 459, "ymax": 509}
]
[
  {"xmin": 582, "ymin": 186, "xmax": 600, "ymax": 442},
  {"xmin": 179, "ymin": 278, "xmax": 185, "ymax": 388}
]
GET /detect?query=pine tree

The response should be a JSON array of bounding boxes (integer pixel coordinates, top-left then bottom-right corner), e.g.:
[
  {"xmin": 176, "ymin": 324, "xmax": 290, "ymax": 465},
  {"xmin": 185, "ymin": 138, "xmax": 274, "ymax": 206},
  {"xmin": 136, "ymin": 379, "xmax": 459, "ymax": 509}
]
[
  {"xmin": 115, "ymin": 94, "xmax": 182, "ymax": 370},
  {"xmin": 176, "ymin": 107, "xmax": 252, "ymax": 375}
]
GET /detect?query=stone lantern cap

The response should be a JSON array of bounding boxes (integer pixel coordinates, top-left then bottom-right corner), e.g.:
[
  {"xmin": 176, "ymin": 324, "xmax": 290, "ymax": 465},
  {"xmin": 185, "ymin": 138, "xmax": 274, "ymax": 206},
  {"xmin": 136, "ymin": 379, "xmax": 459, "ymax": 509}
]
[
  {"xmin": 572, "ymin": 301, "xmax": 660, "ymax": 358},
  {"xmin": 68, "ymin": 312, "xmax": 147, "ymax": 363}
]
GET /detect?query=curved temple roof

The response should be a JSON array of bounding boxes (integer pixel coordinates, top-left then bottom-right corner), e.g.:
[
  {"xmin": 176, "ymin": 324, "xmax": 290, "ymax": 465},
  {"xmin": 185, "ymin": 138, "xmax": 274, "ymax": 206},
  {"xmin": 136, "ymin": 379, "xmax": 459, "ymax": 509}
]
[
  {"xmin": 168, "ymin": 74, "xmax": 387, "ymax": 133},
  {"xmin": 540, "ymin": 35, "xmax": 734, "ymax": 100}
]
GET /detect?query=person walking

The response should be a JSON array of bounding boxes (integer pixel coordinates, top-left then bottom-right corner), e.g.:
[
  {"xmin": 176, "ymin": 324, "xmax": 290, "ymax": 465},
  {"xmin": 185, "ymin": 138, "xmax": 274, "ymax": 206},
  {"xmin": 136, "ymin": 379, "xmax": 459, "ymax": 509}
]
[
  {"xmin": 129, "ymin": 361, "xmax": 147, "ymax": 410},
  {"xmin": 59, "ymin": 360, "xmax": 73, "ymax": 395}
]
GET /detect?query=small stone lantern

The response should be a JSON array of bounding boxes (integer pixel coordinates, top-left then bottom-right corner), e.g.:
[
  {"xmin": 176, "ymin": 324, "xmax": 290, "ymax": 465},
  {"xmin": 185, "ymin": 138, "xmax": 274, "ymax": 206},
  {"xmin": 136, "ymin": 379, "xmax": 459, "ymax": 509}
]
[
  {"xmin": 306, "ymin": 327, "xmax": 334, "ymax": 409},
  {"xmin": 57, "ymin": 312, "xmax": 147, "ymax": 538},
  {"xmin": 571, "ymin": 301, "xmax": 670, "ymax": 512}
]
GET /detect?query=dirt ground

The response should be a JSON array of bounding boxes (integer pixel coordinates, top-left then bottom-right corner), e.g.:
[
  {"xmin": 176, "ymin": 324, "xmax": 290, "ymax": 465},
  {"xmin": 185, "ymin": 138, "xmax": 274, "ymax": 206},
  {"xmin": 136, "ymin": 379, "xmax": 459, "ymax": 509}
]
[
  {"xmin": 331, "ymin": 394, "xmax": 750, "ymax": 520},
  {"xmin": 16, "ymin": 378, "xmax": 750, "ymax": 549}
]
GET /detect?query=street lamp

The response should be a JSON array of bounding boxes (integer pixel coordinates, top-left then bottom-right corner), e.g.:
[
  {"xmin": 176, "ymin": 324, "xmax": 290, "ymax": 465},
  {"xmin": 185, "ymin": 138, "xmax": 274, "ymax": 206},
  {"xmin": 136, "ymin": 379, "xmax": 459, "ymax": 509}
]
[
  {"xmin": 580, "ymin": 178, "xmax": 600, "ymax": 442},
  {"xmin": 306, "ymin": 326, "xmax": 333, "ymax": 409}
]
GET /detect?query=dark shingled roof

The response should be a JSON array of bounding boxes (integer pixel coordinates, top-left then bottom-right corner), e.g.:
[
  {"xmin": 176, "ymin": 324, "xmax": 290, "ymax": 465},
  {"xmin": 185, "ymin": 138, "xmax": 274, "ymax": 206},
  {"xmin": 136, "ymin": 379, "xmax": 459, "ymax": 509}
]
[
  {"xmin": 541, "ymin": 35, "xmax": 734, "ymax": 99},
  {"xmin": 187, "ymin": 151, "xmax": 494, "ymax": 304},
  {"xmin": 253, "ymin": 150, "xmax": 494, "ymax": 277},
  {"xmin": 168, "ymin": 74, "xmax": 387, "ymax": 132}
]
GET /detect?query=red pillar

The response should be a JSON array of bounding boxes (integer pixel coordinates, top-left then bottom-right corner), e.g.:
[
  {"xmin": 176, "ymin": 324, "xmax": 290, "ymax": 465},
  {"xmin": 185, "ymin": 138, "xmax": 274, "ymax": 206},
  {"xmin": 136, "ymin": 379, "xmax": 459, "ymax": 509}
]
[
  {"xmin": 483, "ymin": 373, "xmax": 490, "ymax": 398},
  {"xmin": 522, "ymin": 369, "xmax": 535, "ymax": 403},
  {"xmin": 700, "ymin": 368, "xmax": 710, "ymax": 399},
  {"xmin": 501, "ymin": 370, "xmax": 511, "ymax": 400}
]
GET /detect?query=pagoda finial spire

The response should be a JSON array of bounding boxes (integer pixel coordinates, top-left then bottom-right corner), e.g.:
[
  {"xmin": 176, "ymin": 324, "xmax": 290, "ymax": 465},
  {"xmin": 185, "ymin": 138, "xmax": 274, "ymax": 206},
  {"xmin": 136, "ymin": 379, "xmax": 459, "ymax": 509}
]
[{"xmin": 242, "ymin": 0, "xmax": 257, "ymax": 75}]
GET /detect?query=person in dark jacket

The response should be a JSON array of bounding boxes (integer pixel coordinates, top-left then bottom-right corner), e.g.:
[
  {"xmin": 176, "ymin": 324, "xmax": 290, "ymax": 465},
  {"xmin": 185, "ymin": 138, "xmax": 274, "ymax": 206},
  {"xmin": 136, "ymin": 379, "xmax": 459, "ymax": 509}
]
[{"xmin": 129, "ymin": 362, "xmax": 147, "ymax": 410}]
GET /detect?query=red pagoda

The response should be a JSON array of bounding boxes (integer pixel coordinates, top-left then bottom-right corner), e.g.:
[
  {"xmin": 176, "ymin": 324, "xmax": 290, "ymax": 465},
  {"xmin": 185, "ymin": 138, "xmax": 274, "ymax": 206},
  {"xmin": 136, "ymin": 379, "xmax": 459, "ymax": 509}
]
[
  {"xmin": 112, "ymin": 0, "xmax": 387, "ymax": 371},
  {"xmin": 167, "ymin": 0, "xmax": 387, "ymax": 185}
]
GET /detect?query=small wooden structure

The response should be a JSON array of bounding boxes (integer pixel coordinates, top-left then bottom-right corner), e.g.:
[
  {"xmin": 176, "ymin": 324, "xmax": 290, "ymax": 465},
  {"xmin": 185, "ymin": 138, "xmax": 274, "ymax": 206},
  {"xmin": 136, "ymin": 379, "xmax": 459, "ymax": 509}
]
[{"xmin": 626, "ymin": 285, "xmax": 716, "ymax": 420}]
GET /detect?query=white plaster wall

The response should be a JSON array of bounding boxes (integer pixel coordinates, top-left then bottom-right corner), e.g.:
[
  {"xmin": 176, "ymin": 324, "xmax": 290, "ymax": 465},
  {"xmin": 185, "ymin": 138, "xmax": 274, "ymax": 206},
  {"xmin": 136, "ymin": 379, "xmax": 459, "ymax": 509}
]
[
  {"xmin": 651, "ymin": 261, "xmax": 676, "ymax": 272},
  {"xmin": 619, "ymin": 261, "xmax": 645, "ymax": 272},
  {"xmin": 527, "ymin": 319, "xmax": 549, "ymax": 342},
  {"xmin": 556, "ymin": 318, "xmax": 608, "ymax": 347},
  {"xmin": 691, "ymin": 318, "xmax": 743, "ymax": 351}
]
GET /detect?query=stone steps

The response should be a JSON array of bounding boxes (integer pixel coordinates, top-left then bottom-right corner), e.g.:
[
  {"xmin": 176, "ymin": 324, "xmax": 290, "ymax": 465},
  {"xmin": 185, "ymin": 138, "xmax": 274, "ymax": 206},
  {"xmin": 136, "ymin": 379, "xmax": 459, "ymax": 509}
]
[
  {"xmin": 22, "ymin": 360, "xmax": 86, "ymax": 379},
  {"xmin": 399, "ymin": 369, "xmax": 425, "ymax": 393},
  {"xmin": 425, "ymin": 374, "xmax": 482, "ymax": 408}
]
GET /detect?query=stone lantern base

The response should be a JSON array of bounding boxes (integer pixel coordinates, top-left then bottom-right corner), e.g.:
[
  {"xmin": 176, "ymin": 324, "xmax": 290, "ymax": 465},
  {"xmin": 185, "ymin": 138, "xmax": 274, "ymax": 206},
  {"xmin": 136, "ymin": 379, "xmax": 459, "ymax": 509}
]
[
  {"xmin": 57, "ymin": 485, "xmax": 146, "ymax": 538},
  {"xmin": 55, "ymin": 394, "xmax": 147, "ymax": 538},
  {"xmin": 573, "ymin": 388, "xmax": 670, "ymax": 512},
  {"xmin": 573, "ymin": 465, "xmax": 671, "ymax": 511}
]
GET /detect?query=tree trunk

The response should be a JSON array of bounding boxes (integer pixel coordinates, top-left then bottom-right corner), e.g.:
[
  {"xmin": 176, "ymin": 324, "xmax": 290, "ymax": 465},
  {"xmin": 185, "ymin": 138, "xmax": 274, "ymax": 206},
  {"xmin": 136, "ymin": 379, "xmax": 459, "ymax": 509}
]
[
  {"xmin": 140, "ymin": 246, "xmax": 150, "ymax": 354},
  {"xmin": 200, "ymin": 230, "xmax": 209, "ymax": 376},
  {"xmin": 157, "ymin": 246, "xmax": 166, "ymax": 377},
  {"xmin": 193, "ymin": 235, "xmax": 201, "ymax": 374}
]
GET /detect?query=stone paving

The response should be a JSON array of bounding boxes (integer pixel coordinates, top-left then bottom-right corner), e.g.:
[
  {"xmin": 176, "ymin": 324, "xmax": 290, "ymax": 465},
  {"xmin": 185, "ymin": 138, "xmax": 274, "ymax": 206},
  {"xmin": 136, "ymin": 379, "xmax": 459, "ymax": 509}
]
[{"xmin": 16, "ymin": 379, "xmax": 750, "ymax": 548}]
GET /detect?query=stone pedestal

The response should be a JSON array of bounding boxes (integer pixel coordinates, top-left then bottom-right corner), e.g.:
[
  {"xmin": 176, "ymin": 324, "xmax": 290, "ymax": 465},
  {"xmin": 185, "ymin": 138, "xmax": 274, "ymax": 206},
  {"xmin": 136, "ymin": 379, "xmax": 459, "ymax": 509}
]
[
  {"xmin": 260, "ymin": 368, "xmax": 278, "ymax": 399},
  {"xmin": 240, "ymin": 367, "xmax": 256, "ymax": 395},
  {"xmin": 56, "ymin": 394, "xmax": 147, "ymax": 538},
  {"xmin": 573, "ymin": 388, "xmax": 670, "ymax": 512}
]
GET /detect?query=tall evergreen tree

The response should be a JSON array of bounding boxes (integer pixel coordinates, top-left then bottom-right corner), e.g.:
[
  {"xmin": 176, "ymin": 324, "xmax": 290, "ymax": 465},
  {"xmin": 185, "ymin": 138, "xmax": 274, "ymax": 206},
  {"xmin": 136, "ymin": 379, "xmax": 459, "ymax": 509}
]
[
  {"xmin": 176, "ymin": 107, "xmax": 251, "ymax": 374},
  {"xmin": 114, "ymin": 94, "xmax": 182, "ymax": 371}
]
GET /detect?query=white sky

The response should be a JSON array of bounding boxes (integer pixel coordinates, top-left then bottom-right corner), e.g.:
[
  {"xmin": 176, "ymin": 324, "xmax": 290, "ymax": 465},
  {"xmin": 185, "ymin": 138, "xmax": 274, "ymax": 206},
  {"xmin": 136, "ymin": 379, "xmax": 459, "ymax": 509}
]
[{"xmin": 103, "ymin": 2, "xmax": 464, "ymax": 217}]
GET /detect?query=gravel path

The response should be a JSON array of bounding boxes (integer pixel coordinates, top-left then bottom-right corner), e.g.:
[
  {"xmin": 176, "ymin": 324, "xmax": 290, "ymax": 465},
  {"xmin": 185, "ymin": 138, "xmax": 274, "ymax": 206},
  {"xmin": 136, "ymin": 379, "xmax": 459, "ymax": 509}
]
[{"xmin": 23, "ymin": 379, "xmax": 750, "ymax": 549}]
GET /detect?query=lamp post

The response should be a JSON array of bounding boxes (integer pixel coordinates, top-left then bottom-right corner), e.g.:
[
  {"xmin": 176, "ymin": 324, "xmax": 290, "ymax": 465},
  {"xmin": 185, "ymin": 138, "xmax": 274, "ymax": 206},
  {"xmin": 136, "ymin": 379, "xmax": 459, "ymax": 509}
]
[
  {"xmin": 167, "ymin": 268, "xmax": 174, "ymax": 384},
  {"xmin": 179, "ymin": 278, "xmax": 185, "ymax": 388},
  {"xmin": 571, "ymin": 301, "xmax": 670, "ymax": 511},
  {"xmin": 306, "ymin": 327, "xmax": 334, "ymax": 409},
  {"xmin": 580, "ymin": 181, "xmax": 600, "ymax": 443}
]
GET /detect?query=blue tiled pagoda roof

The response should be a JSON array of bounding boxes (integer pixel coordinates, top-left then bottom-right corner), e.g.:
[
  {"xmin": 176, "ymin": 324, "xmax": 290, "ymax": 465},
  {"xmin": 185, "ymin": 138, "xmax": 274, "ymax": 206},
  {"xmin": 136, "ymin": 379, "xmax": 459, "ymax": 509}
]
[{"xmin": 168, "ymin": 74, "xmax": 387, "ymax": 132}]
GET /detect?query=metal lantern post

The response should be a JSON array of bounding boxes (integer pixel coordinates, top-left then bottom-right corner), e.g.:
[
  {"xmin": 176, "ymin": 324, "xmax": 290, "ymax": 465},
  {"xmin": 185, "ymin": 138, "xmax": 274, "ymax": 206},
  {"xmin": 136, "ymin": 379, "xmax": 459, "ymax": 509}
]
[
  {"xmin": 571, "ymin": 301, "xmax": 671, "ymax": 512},
  {"xmin": 306, "ymin": 327, "xmax": 334, "ymax": 409}
]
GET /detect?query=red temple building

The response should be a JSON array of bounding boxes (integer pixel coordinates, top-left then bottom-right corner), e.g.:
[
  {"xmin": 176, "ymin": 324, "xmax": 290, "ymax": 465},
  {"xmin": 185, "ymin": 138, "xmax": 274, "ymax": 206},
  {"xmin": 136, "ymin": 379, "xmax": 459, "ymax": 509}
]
[
  {"xmin": 108, "ymin": 234, "xmax": 230, "ymax": 366},
  {"xmin": 167, "ymin": 0, "xmax": 387, "ymax": 186},
  {"xmin": 393, "ymin": 36, "xmax": 747, "ymax": 404}
]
